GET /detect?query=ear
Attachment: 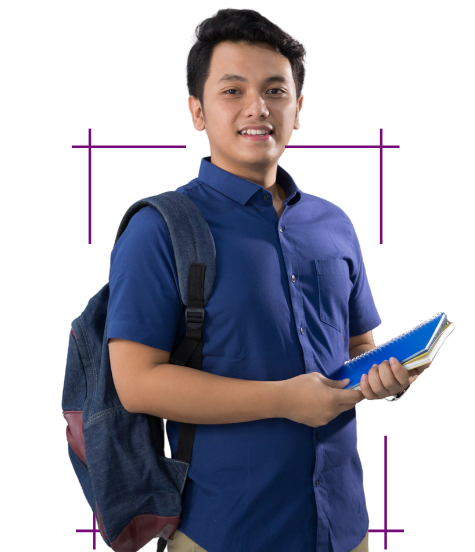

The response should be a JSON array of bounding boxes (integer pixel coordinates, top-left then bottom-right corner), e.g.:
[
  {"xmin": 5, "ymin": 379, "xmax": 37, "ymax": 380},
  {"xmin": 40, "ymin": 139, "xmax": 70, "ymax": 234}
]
[
  {"xmin": 188, "ymin": 96, "xmax": 206, "ymax": 131},
  {"xmin": 294, "ymin": 94, "xmax": 304, "ymax": 131}
]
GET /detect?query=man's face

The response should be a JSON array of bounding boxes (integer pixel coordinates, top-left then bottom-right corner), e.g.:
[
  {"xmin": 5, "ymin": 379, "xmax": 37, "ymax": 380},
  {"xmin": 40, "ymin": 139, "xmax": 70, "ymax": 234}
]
[{"xmin": 190, "ymin": 40, "xmax": 303, "ymax": 172}]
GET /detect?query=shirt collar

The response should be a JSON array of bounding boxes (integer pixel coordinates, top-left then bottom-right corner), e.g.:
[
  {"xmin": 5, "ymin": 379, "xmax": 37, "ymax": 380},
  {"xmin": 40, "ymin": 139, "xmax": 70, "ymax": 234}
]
[{"xmin": 198, "ymin": 156, "xmax": 302, "ymax": 206}]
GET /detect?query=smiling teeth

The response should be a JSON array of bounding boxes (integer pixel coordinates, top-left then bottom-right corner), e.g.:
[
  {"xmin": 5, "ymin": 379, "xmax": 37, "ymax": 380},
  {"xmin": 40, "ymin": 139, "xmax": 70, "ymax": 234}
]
[{"xmin": 240, "ymin": 129, "xmax": 271, "ymax": 135}]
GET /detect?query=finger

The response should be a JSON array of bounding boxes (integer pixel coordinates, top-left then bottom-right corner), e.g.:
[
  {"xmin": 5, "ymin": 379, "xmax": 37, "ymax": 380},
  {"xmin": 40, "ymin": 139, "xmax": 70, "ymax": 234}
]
[
  {"xmin": 373, "ymin": 360, "xmax": 404, "ymax": 392},
  {"xmin": 368, "ymin": 361, "xmax": 399, "ymax": 400},
  {"xmin": 408, "ymin": 372, "xmax": 419, "ymax": 384},
  {"xmin": 360, "ymin": 371, "xmax": 379, "ymax": 400},
  {"xmin": 388, "ymin": 357, "xmax": 410, "ymax": 388},
  {"xmin": 406, "ymin": 362, "xmax": 430, "ymax": 385},
  {"xmin": 334, "ymin": 387, "xmax": 365, "ymax": 404}
]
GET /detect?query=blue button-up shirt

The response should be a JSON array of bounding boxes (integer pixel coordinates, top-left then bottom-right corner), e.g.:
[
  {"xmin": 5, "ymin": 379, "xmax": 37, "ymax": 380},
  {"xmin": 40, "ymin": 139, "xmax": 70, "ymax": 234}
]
[{"xmin": 107, "ymin": 156, "xmax": 382, "ymax": 552}]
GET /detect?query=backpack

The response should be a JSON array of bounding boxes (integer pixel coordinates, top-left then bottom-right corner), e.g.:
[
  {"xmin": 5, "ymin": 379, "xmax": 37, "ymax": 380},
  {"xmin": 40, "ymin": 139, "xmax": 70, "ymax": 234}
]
[{"xmin": 61, "ymin": 191, "xmax": 216, "ymax": 552}]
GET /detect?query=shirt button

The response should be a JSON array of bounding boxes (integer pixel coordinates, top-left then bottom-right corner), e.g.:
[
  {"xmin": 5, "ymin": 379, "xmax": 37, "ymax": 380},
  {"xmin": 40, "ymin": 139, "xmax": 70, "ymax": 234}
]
[
  {"xmin": 316, "ymin": 433, "xmax": 321, "ymax": 441},
  {"xmin": 262, "ymin": 194, "xmax": 269, "ymax": 200},
  {"xmin": 291, "ymin": 275, "xmax": 296, "ymax": 282},
  {"xmin": 279, "ymin": 226, "xmax": 283, "ymax": 232},
  {"xmin": 300, "ymin": 327, "xmax": 305, "ymax": 335},
  {"xmin": 315, "ymin": 478, "xmax": 319, "ymax": 486}
]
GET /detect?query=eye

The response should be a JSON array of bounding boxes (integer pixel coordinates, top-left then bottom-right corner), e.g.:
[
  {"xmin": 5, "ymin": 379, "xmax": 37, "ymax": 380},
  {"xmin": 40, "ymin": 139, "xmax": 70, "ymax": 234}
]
[{"xmin": 224, "ymin": 88, "xmax": 285, "ymax": 96}]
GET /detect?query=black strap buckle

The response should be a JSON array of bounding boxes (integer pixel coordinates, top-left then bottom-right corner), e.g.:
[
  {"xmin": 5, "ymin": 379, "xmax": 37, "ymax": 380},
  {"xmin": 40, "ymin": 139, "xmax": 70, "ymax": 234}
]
[{"xmin": 185, "ymin": 307, "xmax": 205, "ymax": 329}]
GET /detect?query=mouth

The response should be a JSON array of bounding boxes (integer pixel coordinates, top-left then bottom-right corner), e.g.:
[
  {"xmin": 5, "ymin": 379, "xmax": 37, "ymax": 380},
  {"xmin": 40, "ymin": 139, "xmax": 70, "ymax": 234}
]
[{"xmin": 238, "ymin": 130, "xmax": 274, "ymax": 141}]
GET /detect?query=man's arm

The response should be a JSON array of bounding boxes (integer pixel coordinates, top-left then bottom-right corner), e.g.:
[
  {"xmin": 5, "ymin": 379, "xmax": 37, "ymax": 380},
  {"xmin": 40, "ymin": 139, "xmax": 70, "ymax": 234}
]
[
  {"xmin": 132, "ymin": 362, "xmax": 281, "ymax": 424},
  {"xmin": 349, "ymin": 330, "xmax": 376, "ymax": 359},
  {"xmin": 348, "ymin": 343, "xmax": 377, "ymax": 360}
]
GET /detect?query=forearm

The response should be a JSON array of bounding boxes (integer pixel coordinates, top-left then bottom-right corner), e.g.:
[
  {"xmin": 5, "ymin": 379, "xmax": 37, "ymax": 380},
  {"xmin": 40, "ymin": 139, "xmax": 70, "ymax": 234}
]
[
  {"xmin": 129, "ymin": 362, "xmax": 283, "ymax": 424},
  {"xmin": 348, "ymin": 343, "xmax": 375, "ymax": 360}
]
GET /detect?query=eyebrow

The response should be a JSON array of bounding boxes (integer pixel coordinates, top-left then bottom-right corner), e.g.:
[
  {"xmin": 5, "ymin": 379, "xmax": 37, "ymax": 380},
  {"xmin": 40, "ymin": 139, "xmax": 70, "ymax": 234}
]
[{"xmin": 217, "ymin": 74, "xmax": 290, "ymax": 85}]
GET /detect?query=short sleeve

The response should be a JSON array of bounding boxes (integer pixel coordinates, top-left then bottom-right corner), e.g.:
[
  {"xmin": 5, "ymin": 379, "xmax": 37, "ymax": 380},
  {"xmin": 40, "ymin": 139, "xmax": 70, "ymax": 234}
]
[
  {"xmin": 107, "ymin": 206, "xmax": 183, "ymax": 352},
  {"xmin": 347, "ymin": 223, "xmax": 382, "ymax": 337}
]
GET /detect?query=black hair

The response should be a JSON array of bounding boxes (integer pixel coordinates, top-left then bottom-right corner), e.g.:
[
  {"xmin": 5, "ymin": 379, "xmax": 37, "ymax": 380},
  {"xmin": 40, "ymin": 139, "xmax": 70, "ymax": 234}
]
[{"xmin": 187, "ymin": 8, "xmax": 306, "ymax": 119}]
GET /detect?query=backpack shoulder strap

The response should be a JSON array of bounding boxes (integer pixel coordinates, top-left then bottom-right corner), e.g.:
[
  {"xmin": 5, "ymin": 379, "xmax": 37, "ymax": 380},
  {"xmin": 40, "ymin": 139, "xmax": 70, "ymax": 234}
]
[
  {"xmin": 114, "ymin": 190, "xmax": 214, "ymax": 470},
  {"xmin": 114, "ymin": 190, "xmax": 216, "ymax": 307}
]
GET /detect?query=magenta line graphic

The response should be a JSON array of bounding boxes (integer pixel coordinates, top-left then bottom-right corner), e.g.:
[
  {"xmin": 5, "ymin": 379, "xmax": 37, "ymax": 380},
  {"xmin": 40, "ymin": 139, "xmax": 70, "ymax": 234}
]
[
  {"xmin": 74, "ymin": 436, "xmax": 403, "ymax": 549},
  {"xmin": 367, "ymin": 435, "xmax": 404, "ymax": 549},
  {"xmin": 72, "ymin": 128, "xmax": 398, "ymax": 244},
  {"xmin": 76, "ymin": 512, "xmax": 100, "ymax": 549}
]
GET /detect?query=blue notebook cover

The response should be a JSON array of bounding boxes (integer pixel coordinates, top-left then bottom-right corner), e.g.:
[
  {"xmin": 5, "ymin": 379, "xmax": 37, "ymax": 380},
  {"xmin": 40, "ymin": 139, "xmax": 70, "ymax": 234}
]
[{"xmin": 336, "ymin": 312, "xmax": 448, "ymax": 390}]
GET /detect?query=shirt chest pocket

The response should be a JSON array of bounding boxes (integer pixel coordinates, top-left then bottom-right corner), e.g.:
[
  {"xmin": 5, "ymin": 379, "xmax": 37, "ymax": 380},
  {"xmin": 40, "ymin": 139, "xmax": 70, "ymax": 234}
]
[{"xmin": 314, "ymin": 259, "xmax": 353, "ymax": 333}]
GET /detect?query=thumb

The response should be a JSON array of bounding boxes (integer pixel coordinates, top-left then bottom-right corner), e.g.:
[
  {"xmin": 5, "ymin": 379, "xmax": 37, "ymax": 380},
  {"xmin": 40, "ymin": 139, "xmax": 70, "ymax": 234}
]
[{"xmin": 324, "ymin": 377, "xmax": 351, "ymax": 388}]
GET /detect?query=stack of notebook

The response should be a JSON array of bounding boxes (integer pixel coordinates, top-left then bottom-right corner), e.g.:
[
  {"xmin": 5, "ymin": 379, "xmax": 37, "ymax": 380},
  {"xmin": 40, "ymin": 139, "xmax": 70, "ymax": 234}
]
[{"xmin": 335, "ymin": 312, "xmax": 455, "ymax": 391}]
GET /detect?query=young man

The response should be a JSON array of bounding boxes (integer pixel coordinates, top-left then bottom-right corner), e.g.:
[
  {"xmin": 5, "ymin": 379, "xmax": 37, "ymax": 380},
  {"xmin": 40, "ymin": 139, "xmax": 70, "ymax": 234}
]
[{"xmin": 107, "ymin": 9, "xmax": 427, "ymax": 552}]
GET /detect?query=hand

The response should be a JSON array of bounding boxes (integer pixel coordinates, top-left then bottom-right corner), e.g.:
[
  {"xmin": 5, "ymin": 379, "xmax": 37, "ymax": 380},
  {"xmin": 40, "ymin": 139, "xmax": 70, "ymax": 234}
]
[
  {"xmin": 359, "ymin": 357, "xmax": 432, "ymax": 400},
  {"xmin": 278, "ymin": 372, "xmax": 365, "ymax": 427}
]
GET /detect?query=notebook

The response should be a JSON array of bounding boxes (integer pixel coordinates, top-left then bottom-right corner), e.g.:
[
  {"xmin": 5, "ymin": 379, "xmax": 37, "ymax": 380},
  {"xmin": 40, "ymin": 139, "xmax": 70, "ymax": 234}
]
[{"xmin": 335, "ymin": 312, "xmax": 455, "ymax": 391}]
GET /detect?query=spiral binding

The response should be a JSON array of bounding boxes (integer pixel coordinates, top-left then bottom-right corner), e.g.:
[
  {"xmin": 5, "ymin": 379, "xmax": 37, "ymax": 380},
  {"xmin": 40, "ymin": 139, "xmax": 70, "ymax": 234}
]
[
  {"xmin": 344, "ymin": 311, "xmax": 446, "ymax": 402},
  {"xmin": 344, "ymin": 311, "xmax": 445, "ymax": 364}
]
